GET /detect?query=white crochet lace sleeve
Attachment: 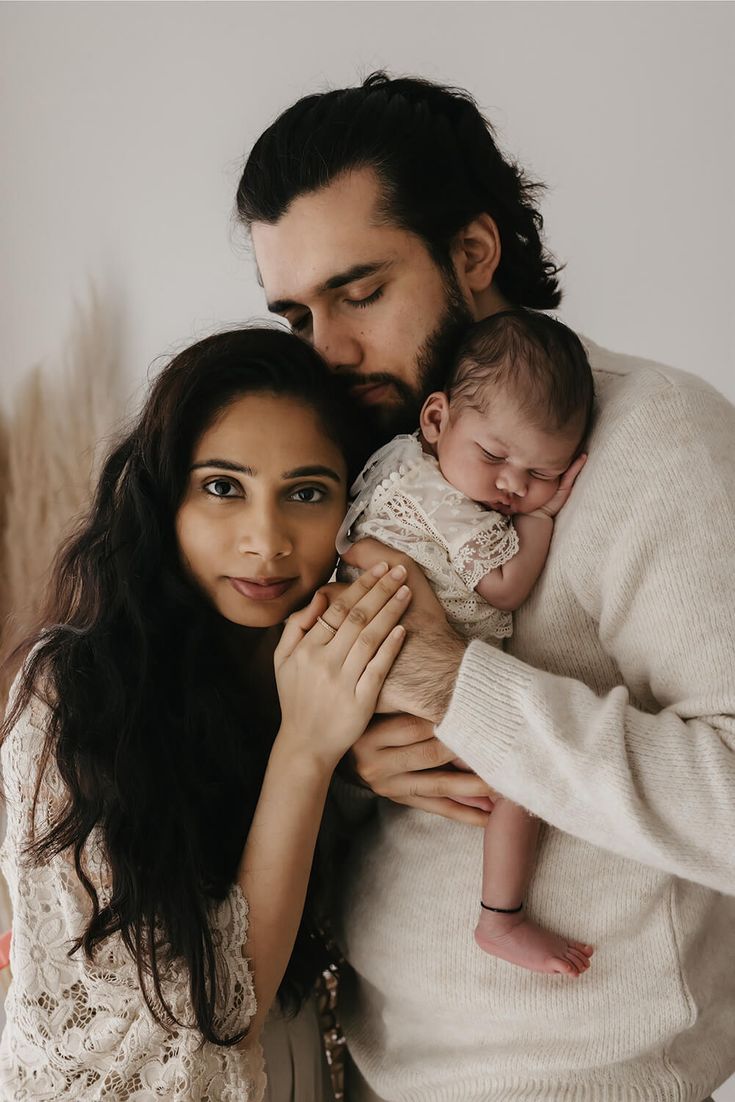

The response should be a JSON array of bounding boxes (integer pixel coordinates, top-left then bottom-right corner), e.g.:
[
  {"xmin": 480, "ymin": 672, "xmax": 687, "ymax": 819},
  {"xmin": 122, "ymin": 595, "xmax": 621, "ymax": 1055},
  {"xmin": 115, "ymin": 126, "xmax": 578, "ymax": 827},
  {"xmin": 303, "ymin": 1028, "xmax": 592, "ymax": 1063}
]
[
  {"xmin": 337, "ymin": 434, "xmax": 518, "ymax": 642},
  {"xmin": 0, "ymin": 691, "xmax": 266, "ymax": 1102}
]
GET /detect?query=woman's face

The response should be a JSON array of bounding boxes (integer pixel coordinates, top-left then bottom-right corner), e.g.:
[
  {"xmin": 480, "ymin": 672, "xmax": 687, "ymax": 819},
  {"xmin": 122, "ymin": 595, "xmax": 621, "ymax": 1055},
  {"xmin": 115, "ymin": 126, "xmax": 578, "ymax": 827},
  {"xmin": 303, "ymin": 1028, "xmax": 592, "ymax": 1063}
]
[{"xmin": 176, "ymin": 392, "xmax": 348, "ymax": 629}]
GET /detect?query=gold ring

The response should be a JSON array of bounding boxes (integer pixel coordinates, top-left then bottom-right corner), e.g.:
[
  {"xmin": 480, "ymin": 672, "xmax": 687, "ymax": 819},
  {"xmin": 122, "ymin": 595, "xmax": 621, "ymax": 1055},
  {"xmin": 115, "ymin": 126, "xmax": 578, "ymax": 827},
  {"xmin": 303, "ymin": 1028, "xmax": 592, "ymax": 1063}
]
[{"xmin": 316, "ymin": 615, "xmax": 338, "ymax": 637}]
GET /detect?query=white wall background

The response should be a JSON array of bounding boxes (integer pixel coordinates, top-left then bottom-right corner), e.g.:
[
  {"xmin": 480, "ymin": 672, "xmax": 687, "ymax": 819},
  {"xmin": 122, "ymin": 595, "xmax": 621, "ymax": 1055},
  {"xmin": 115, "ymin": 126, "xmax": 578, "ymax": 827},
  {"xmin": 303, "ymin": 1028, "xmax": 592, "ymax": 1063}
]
[
  {"xmin": 1, "ymin": 2, "xmax": 734, "ymax": 1097},
  {"xmin": 1, "ymin": 1, "xmax": 733, "ymax": 412}
]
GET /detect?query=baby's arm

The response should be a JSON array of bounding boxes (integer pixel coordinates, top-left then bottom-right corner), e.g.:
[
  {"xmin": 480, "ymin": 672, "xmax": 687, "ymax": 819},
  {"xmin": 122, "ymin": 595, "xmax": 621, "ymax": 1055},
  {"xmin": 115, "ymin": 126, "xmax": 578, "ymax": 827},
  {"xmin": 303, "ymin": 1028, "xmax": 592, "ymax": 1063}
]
[
  {"xmin": 475, "ymin": 513, "xmax": 553, "ymax": 611},
  {"xmin": 475, "ymin": 454, "xmax": 587, "ymax": 612}
]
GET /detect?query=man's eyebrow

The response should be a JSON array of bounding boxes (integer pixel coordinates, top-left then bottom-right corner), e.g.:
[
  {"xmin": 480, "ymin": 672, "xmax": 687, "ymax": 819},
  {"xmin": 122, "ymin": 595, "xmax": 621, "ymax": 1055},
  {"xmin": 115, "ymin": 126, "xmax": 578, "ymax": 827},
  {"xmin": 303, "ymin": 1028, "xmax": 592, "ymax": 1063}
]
[
  {"xmin": 322, "ymin": 260, "xmax": 390, "ymax": 291},
  {"xmin": 189, "ymin": 460, "xmax": 342, "ymax": 483},
  {"xmin": 267, "ymin": 260, "xmax": 392, "ymax": 314}
]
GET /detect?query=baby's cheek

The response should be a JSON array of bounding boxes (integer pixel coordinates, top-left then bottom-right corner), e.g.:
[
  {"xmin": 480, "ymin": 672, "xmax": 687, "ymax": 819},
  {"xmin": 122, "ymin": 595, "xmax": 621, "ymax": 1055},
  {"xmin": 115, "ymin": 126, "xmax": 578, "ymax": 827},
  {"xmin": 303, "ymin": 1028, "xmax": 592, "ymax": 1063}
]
[{"xmin": 535, "ymin": 480, "xmax": 560, "ymax": 506}]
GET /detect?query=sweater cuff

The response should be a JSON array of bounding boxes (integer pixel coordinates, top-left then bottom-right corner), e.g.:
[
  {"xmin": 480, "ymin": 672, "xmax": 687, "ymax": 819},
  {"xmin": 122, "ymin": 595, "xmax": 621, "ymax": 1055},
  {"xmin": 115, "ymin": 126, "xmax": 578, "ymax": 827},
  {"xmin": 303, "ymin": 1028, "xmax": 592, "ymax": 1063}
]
[{"xmin": 435, "ymin": 639, "xmax": 534, "ymax": 783}]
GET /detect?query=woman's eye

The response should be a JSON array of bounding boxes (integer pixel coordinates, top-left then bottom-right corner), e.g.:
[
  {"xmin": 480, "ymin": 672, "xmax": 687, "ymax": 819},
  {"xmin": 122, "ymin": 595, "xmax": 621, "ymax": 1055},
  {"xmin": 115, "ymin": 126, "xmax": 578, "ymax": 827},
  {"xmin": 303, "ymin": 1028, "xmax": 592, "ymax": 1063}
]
[
  {"xmin": 290, "ymin": 486, "xmax": 326, "ymax": 504},
  {"xmin": 348, "ymin": 287, "xmax": 384, "ymax": 310},
  {"xmin": 291, "ymin": 313, "xmax": 312, "ymax": 334},
  {"xmin": 204, "ymin": 478, "xmax": 241, "ymax": 498}
]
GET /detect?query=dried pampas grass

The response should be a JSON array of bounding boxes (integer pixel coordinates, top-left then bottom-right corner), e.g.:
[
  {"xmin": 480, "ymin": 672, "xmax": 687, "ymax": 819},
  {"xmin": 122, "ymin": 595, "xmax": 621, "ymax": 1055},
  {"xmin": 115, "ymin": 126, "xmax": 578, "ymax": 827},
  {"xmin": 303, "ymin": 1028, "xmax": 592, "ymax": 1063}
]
[
  {"xmin": 0, "ymin": 290, "xmax": 125, "ymax": 967},
  {"xmin": 0, "ymin": 289, "xmax": 125, "ymax": 697}
]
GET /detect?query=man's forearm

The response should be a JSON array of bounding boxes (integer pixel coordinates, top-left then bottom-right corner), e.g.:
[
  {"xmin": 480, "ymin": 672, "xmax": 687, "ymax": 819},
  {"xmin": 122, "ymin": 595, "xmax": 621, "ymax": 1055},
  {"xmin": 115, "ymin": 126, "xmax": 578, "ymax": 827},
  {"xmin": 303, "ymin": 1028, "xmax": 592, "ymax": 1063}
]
[
  {"xmin": 376, "ymin": 619, "xmax": 465, "ymax": 722},
  {"xmin": 437, "ymin": 640, "xmax": 735, "ymax": 894}
]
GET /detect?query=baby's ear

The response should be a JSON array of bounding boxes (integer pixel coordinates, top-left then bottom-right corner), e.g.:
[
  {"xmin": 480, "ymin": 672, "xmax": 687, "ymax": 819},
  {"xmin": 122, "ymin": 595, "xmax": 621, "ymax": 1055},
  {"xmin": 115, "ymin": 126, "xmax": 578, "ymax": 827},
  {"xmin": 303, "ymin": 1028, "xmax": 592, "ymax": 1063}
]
[{"xmin": 420, "ymin": 392, "xmax": 449, "ymax": 443}]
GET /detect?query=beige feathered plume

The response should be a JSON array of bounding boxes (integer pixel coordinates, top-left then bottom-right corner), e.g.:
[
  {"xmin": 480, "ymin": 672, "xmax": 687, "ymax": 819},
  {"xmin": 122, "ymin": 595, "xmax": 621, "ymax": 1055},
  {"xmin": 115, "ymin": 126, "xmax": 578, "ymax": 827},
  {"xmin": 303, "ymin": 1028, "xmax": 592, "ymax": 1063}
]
[
  {"xmin": 0, "ymin": 289, "xmax": 125, "ymax": 971},
  {"xmin": 0, "ymin": 289, "xmax": 124, "ymax": 693}
]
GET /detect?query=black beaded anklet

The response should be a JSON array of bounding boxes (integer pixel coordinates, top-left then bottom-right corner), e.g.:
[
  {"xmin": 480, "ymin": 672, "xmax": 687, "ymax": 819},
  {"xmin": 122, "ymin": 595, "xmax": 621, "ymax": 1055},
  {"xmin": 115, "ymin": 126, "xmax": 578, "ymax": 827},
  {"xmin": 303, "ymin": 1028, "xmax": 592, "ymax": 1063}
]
[{"xmin": 480, "ymin": 901, "xmax": 524, "ymax": 914}]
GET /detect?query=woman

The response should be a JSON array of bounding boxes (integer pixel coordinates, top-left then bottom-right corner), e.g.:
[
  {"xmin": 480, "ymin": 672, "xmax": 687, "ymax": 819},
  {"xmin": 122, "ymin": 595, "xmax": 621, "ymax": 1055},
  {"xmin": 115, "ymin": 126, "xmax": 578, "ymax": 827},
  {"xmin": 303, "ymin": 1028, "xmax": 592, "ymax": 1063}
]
[{"xmin": 0, "ymin": 327, "xmax": 410, "ymax": 1100}]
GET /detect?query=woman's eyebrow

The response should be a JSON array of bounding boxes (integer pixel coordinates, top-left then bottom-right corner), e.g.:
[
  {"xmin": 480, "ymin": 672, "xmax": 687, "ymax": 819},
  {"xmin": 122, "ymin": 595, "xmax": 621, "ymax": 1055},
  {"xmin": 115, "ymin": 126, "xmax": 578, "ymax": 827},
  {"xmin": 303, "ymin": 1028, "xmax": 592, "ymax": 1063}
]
[
  {"xmin": 281, "ymin": 465, "xmax": 342, "ymax": 483},
  {"xmin": 189, "ymin": 459, "xmax": 342, "ymax": 483},
  {"xmin": 190, "ymin": 459, "xmax": 253, "ymax": 474}
]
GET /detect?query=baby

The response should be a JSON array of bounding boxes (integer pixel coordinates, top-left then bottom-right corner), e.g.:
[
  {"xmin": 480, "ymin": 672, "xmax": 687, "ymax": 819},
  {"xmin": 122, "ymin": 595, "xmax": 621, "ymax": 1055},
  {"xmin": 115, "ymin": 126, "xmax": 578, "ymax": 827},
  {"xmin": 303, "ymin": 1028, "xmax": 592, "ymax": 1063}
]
[{"xmin": 337, "ymin": 308, "xmax": 595, "ymax": 976}]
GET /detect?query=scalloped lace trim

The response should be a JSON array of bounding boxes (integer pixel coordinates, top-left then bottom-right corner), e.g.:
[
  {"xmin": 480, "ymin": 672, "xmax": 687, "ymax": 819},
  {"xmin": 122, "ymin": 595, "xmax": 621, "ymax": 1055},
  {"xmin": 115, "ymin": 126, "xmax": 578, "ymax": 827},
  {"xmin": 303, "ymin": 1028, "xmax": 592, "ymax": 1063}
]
[
  {"xmin": 0, "ymin": 702, "xmax": 266, "ymax": 1101},
  {"xmin": 341, "ymin": 435, "xmax": 518, "ymax": 641}
]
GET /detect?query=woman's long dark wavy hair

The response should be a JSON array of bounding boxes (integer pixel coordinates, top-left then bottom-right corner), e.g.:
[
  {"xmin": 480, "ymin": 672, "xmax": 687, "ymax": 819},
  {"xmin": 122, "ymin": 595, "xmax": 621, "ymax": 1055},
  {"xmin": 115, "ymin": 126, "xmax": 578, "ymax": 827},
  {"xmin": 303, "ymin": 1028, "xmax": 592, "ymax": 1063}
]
[{"xmin": 1, "ymin": 326, "xmax": 370, "ymax": 1045}]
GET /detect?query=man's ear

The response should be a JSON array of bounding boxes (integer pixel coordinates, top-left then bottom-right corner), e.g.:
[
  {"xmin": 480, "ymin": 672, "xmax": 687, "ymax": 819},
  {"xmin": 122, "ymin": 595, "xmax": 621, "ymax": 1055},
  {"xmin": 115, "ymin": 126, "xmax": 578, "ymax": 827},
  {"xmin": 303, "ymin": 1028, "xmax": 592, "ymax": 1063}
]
[
  {"xmin": 451, "ymin": 213, "xmax": 501, "ymax": 295},
  {"xmin": 420, "ymin": 392, "xmax": 450, "ymax": 444}
]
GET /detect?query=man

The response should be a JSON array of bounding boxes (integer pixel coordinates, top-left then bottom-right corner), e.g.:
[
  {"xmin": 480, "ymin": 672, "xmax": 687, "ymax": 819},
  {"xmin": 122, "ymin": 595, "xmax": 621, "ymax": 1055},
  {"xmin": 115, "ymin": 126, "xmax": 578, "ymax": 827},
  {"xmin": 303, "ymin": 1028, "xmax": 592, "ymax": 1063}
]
[{"xmin": 238, "ymin": 73, "xmax": 734, "ymax": 1101}]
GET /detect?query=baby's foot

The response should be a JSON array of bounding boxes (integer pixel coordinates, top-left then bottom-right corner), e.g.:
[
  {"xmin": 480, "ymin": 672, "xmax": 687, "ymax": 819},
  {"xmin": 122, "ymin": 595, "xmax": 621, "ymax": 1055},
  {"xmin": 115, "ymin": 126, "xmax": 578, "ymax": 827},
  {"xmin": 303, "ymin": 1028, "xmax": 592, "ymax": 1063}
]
[{"xmin": 474, "ymin": 906, "xmax": 593, "ymax": 976}]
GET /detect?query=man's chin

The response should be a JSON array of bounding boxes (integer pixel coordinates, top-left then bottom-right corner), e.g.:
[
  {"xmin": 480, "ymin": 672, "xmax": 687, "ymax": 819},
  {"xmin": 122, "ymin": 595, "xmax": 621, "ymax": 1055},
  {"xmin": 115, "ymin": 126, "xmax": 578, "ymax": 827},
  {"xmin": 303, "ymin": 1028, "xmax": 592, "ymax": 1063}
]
[{"xmin": 361, "ymin": 395, "xmax": 422, "ymax": 442}]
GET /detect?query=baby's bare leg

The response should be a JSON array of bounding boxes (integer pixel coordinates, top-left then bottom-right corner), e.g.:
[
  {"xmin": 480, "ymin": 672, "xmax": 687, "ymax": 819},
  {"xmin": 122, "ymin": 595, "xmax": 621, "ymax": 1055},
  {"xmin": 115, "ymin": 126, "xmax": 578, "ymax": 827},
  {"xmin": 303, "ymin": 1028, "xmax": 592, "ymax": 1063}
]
[{"xmin": 475, "ymin": 798, "xmax": 594, "ymax": 976}]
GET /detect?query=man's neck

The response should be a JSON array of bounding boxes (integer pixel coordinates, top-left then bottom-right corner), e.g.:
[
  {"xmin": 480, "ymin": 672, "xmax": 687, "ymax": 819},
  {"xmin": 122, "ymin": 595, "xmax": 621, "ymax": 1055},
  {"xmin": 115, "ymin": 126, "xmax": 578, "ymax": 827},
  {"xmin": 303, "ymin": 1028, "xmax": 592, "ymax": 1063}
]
[{"xmin": 474, "ymin": 285, "xmax": 512, "ymax": 319}]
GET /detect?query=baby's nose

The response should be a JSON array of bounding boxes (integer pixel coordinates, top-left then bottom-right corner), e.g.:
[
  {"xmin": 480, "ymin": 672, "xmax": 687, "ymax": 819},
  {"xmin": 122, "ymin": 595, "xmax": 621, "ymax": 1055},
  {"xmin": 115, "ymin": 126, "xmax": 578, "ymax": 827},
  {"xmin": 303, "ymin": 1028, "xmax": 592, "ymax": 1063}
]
[{"xmin": 496, "ymin": 467, "xmax": 527, "ymax": 496}]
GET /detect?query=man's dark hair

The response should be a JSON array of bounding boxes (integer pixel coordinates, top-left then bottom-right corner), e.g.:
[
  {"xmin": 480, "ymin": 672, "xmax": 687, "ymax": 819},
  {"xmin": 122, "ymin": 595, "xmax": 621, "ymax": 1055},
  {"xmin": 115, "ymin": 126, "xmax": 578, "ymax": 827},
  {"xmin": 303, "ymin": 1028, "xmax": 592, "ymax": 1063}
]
[
  {"xmin": 448, "ymin": 309, "xmax": 594, "ymax": 441},
  {"xmin": 237, "ymin": 71, "xmax": 562, "ymax": 309}
]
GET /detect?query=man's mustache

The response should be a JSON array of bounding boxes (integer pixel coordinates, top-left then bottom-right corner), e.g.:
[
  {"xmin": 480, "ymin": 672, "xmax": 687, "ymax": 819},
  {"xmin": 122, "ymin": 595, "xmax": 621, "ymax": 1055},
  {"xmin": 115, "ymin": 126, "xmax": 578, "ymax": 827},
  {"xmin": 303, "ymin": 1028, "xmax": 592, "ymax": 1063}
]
[{"xmin": 339, "ymin": 372, "xmax": 399, "ymax": 389}]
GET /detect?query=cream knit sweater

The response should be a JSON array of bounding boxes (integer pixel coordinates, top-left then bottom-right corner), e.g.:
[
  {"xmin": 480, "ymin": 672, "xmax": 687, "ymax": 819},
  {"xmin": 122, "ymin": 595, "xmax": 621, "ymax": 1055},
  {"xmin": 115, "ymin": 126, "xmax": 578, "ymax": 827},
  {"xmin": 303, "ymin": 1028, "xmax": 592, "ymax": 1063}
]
[{"xmin": 334, "ymin": 340, "xmax": 735, "ymax": 1102}]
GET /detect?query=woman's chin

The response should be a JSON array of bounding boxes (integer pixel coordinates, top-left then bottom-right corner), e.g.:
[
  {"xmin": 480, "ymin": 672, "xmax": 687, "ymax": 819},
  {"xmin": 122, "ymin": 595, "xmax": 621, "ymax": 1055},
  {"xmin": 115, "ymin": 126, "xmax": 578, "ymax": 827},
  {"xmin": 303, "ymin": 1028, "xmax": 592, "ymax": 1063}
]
[
  {"xmin": 215, "ymin": 589, "xmax": 307, "ymax": 629},
  {"xmin": 220, "ymin": 605, "xmax": 291, "ymax": 629}
]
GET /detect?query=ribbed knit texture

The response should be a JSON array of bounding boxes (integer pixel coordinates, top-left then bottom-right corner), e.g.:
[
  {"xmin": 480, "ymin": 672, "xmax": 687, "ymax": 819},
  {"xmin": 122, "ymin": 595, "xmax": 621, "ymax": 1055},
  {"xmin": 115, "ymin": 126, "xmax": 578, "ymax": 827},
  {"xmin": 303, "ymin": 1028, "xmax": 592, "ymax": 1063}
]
[{"xmin": 335, "ymin": 341, "xmax": 735, "ymax": 1101}]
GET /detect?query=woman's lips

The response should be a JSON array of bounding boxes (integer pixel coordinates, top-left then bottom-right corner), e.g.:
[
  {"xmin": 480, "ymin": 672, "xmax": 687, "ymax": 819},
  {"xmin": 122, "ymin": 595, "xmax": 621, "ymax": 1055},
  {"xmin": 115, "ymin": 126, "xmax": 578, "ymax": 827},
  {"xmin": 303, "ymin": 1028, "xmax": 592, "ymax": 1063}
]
[{"xmin": 228, "ymin": 576, "xmax": 296, "ymax": 601}]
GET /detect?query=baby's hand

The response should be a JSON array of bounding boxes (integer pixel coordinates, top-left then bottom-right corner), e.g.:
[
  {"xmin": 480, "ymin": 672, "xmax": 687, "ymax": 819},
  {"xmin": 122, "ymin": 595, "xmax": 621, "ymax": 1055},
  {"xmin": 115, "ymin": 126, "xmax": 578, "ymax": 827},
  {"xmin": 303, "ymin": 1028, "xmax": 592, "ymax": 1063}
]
[{"xmin": 534, "ymin": 453, "xmax": 587, "ymax": 518}]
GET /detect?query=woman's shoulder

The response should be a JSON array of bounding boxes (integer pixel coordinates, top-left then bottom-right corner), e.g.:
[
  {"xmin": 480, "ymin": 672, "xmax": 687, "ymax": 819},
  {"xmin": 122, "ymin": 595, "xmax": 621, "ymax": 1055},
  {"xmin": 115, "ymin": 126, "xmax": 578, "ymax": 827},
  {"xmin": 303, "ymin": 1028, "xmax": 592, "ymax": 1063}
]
[
  {"xmin": 1, "ymin": 664, "xmax": 65, "ymax": 856},
  {"xmin": 3, "ymin": 669, "xmax": 53, "ymax": 776}
]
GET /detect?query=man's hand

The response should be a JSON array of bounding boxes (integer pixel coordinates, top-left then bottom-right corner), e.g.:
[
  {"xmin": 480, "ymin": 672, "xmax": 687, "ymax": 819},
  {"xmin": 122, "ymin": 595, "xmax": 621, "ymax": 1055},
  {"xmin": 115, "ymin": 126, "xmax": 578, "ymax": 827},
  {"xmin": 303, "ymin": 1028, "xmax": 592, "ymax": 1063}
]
[
  {"xmin": 347, "ymin": 714, "xmax": 494, "ymax": 827},
  {"xmin": 340, "ymin": 539, "xmax": 466, "ymax": 722}
]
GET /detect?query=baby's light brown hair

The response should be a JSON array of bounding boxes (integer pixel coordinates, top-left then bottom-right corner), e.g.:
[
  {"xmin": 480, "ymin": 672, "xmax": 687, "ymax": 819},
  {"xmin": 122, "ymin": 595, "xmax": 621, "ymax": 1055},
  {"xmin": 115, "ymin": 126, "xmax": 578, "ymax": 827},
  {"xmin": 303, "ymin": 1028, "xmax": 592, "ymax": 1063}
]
[{"xmin": 447, "ymin": 309, "xmax": 594, "ymax": 444}]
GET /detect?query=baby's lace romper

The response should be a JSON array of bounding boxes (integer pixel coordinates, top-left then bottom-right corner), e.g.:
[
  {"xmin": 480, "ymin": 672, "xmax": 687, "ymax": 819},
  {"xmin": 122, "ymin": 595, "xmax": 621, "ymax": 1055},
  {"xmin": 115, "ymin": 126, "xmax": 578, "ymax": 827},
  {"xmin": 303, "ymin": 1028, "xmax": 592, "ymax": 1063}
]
[{"xmin": 337, "ymin": 433, "xmax": 519, "ymax": 644}]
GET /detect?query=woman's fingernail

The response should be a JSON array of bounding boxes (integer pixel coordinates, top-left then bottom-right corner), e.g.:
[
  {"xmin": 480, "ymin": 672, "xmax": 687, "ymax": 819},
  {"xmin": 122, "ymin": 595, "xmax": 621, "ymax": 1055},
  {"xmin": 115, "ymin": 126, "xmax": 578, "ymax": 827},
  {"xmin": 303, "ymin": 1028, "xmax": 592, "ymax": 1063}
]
[
  {"xmin": 371, "ymin": 562, "xmax": 389, "ymax": 576},
  {"xmin": 390, "ymin": 564, "xmax": 407, "ymax": 579},
  {"xmin": 396, "ymin": 584, "xmax": 410, "ymax": 599}
]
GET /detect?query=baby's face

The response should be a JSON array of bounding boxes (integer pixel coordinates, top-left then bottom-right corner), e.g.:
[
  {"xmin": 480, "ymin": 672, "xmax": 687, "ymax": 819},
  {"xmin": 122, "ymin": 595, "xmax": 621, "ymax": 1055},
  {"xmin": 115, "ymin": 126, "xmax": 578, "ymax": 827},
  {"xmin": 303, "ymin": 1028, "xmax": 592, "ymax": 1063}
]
[{"xmin": 421, "ymin": 391, "xmax": 582, "ymax": 516}]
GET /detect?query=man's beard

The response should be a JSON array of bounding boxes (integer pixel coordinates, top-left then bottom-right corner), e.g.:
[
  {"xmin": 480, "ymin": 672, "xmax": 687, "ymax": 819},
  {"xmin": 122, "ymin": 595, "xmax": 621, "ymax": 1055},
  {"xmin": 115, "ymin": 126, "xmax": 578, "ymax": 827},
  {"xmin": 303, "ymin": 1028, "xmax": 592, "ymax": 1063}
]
[{"xmin": 366, "ymin": 266, "xmax": 474, "ymax": 441}]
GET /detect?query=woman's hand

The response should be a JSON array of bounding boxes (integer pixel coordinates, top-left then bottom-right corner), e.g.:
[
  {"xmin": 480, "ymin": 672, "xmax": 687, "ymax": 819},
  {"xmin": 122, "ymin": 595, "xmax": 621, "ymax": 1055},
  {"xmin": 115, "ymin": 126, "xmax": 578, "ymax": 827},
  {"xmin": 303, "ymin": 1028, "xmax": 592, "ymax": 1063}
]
[
  {"xmin": 340, "ymin": 540, "xmax": 465, "ymax": 721},
  {"xmin": 274, "ymin": 562, "xmax": 410, "ymax": 771},
  {"xmin": 323, "ymin": 540, "xmax": 493, "ymax": 826},
  {"xmin": 241, "ymin": 562, "xmax": 409, "ymax": 1044}
]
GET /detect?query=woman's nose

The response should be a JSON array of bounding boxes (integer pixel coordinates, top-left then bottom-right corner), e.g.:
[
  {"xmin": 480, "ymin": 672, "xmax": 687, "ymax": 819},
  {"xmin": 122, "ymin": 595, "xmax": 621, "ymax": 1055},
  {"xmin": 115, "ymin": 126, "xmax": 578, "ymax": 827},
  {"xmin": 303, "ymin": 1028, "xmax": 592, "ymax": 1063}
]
[{"xmin": 238, "ymin": 510, "xmax": 293, "ymax": 561}]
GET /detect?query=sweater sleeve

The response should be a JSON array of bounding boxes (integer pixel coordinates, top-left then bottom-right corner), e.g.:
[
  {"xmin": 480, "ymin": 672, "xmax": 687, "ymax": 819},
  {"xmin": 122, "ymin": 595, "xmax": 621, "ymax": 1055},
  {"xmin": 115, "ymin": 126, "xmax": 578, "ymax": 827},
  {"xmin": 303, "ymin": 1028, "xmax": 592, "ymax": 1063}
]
[{"xmin": 436, "ymin": 379, "xmax": 735, "ymax": 894}]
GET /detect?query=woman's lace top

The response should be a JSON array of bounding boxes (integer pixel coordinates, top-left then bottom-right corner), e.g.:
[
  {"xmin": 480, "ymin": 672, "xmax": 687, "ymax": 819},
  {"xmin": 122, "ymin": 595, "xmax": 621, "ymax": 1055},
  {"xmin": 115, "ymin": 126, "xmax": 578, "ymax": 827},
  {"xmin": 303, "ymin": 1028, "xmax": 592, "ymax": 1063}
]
[
  {"xmin": 337, "ymin": 433, "xmax": 519, "ymax": 642},
  {"xmin": 0, "ymin": 690, "xmax": 266, "ymax": 1102}
]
